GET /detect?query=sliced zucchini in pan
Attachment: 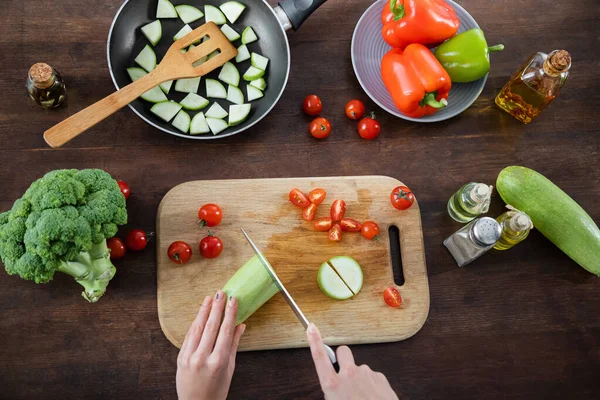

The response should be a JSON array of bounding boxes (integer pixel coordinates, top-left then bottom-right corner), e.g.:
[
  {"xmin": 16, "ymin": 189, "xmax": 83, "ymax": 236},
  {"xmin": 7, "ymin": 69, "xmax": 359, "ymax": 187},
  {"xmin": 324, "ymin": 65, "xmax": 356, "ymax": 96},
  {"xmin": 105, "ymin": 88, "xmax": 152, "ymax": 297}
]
[
  {"xmin": 175, "ymin": 77, "xmax": 201, "ymax": 93},
  {"xmin": 175, "ymin": 5, "xmax": 204, "ymax": 24},
  {"xmin": 218, "ymin": 62, "xmax": 240, "ymax": 87},
  {"xmin": 126, "ymin": 67, "xmax": 168, "ymax": 103},
  {"xmin": 190, "ymin": 112, "xmax": 210, "ymax": 135},
  {"xmin": 173, "ymin": 24, "xmax": 193, "ymax": 41},
  {"xmin": 241, "ymin": 27, "xmax": 258, "ymax": 44},
  {"xmin": 228, "ymin": 104, "xmax": 251, "ymax": 126},
  {"xmin": 243, "ymin": 66, "xmax": 265, "ymax": 81},
  {"xmin": 246, "ymin": 85, "xmax": 264, "ymax": 101},
  {"xmin": 251, "ymin": 53, "xmax": 269, "ymax": 71},
  {"xmin": 205, "ymin": 102, "xmax": 229, "ymax": 119},
  {"xmin": 160, "ymin": 80, "xmax": 173, "ymax": 94},
  {"xmin": 141, "ymin": 20, "xmax": 162, "ymax": 46},
  {"xmin": 157, "ymin": 0, "xmax": 178, "ymax": 18},
  {"xmin": 134, "ymin": 45, "xmax": 157, "ymax": 72},
  {"xmin": 220, "ymin": 1, "xmax": 246, "ymax": 24},
  {"xmin": 205, "ymin": 5, "xmax": 227, "ymax": 25},
  {"xmin": 172, "ymin": 110, "xmax": 191, "ymax": 133},
  {"xmin": 151, "ymin": 101, "xmax": 182, "ymax": 122},
  {"xmin": 221, "ymin": 24, "xmax": 240, "ymax": 42},
  {"xmin": 235, "ymin": 44, "xmax": 251, "ymax": 63},
  {"xmin": 227, "ymin": 85, "xmax": 244, "ymax": 105},
  {"xmin": 207, "ymin": 117, "xmax": 229, "ymax": 135},
  {"xmin": 249, "ymin": 78, "xmax": 267, "ymax": 91},
  {"xmin": 205, "ymin": 79, "xmax": 227, "ymax": 99},
  {"xmin": 180, "ymin": 93, "xmax": 209, "ymax": 111}
]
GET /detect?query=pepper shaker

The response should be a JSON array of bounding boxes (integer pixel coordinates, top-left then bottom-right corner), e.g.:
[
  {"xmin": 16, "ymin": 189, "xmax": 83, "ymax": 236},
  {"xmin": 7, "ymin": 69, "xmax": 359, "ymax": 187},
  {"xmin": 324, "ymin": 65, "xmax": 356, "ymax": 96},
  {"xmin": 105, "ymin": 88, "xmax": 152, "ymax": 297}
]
[{"xmin": 444, "ymin": 217, "xmax": 502, "ymax": 267}]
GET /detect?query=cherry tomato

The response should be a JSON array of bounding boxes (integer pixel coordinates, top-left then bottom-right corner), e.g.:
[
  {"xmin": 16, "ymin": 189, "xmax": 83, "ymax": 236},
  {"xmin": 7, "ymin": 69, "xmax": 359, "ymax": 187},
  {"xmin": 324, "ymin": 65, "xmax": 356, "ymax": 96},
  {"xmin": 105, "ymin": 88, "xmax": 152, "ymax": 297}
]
[
  {"xmin": 302, "ymin": 94, "xmax": 323, "ymax": 116},
  {"xmin": 390, "ymin": 186, "xmax": 415, "ymax": 210},
  {"xmin": 107, "ymin": 237, "xmax": 126, "ymax": 260},
  {"xmin": 126, "ymin": 229, "xmax": 148, "ymax": 251},
  {"xmin": 200, "ymin": 233, "xmax": 223, "ymax": 259},
  {"xmin": 309, "ymin": 117, "xmax": 331, "ymax": 139},
  {"xmin": 198, "ymin": 204, "xmax": 223, "ymax": 228},
  {"xmin": 308, "ymin": 188, "xmax": 326, "ymax": 205},
  {"xmin": 168, "ymin": 241, "xmax": 192, "ymax": 265},
  {"xmin": 330, "ymin": 200, "xmax": 346, "ymax": 222},
  {"xmin": 361, "ymin": 221, "xmax": 380, "ymax": 240},
  {"xmin": 117, "ymin": 180, "xmax": 130, "ymax": 200},
  {"xmin": 302, "ymin": 203, "xmax": 318, "ymax": 221},
  {"xmin": 314, "ymin": 217, "xmax": 333, "ymax": 232},
  {"xmin": 340, "ymin": 218, "xmax": 362, "ymax": 232},
  {"xmin": 328, "ymin": 223, "xmax": 343, "ymax": 242},
  {"xmin": 289, "ymin": 188, "xmax": 311, "ymax": 208},
  {"xmin": 345, "ymin": 100, "xmax": 366, "ymax": 120},
  {"xmin": 358, "ymin": 113, "xmax": 381, "ymax": 140},
  {"xmin": 383, "ymin": 287, "xmax": 402, "ymax": 308}
]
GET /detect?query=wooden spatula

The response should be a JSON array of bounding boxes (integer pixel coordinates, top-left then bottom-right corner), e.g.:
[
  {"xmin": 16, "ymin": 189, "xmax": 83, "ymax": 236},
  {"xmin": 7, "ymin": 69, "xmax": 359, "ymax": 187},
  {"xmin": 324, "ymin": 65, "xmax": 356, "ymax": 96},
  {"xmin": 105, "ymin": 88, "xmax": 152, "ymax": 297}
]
[{"xmin": 44, "ymin": 22, "xmax": 237, "ymax": 148}]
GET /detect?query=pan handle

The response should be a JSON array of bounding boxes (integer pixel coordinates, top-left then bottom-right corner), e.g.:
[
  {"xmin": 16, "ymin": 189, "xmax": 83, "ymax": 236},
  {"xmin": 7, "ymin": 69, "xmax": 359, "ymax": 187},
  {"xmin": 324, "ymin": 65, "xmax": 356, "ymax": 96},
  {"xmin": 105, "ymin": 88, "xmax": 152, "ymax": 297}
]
[{"xmin": 277, "ymin": 0, "xmax": 328, "ymax": 31}]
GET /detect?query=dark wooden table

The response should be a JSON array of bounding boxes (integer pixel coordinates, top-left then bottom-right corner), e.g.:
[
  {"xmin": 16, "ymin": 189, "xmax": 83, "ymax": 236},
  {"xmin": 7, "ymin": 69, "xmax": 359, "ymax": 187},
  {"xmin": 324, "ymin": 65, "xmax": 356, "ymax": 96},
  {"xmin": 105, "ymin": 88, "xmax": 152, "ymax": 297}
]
[{"xmin": 1, "ymin": 0, "xmax": 599, "ymax": 398}]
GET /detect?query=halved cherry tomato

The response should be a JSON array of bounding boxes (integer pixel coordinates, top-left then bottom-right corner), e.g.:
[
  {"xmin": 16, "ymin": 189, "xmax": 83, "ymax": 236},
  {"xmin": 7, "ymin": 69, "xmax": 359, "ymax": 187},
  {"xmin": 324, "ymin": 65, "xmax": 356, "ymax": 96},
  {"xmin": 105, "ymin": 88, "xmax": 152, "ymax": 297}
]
[
  {"xmin": 314, "ymin": 217, "xmax": 333, "ymax": 232},
  {"xmin": 308, "ymin": 188, "xmax": 326, "ymax": 205},
  {"xmin": 361, "ymin": 221, "xmax": 380, "ymax": 240},
  {"xmin": 126, "ymin": 229, "xmax": 149, "ymax": 251},
  {"xmin": 383, "ymin": 287, "xmax": 402, "ymax": 308},
  {"xmin": 345, "ymin": 100, "xmax": 365, "ymax": 120},
  {"xmin": 198, "ymin": 204, "xmax": 223, "ymax": 228},
  {"xmin": 328, "ymin": 223, "xmax": 342, "ymax": 242},
  {"xmin": 302, "ymin": 203, "xmax": 318, "ymax": 221},
  {"xmin": 107, "ymin": 237, "xmax": 126, "ymax": 260},
  {"xmin": 358, "ymin": 113, "xmax": 381, "ymax": 140},
  {"xmin": 200, "ymin": 233, "xmax": 223, "ymax": 259},
  {"xmin": 117, "ymin": 180, "xmax": 130, "ymax": 200},
  {"xmin": 289, "ymin": 188, "xmax": 310, "ymax": 208},
  {"xmin": 330, "ymin": 200, "xmax": 346, "ymax": 222},
  {"xmin": 309, "ymin": 117, "xmax": 331, "ymax": 139},
  {"xmin": 340, "ymin": 218, "xmax": 362, "ymax": 232},
  {"xmin": 168, "ymin": 241, "xmax": 192, "ymax": 265},
  {"xmin": 390, "ymin": 186, "xmax": 415, "ymax": 210},
  {"xmin": 302, "ymin": 94, "xmax": 323, "ymax": 116}
]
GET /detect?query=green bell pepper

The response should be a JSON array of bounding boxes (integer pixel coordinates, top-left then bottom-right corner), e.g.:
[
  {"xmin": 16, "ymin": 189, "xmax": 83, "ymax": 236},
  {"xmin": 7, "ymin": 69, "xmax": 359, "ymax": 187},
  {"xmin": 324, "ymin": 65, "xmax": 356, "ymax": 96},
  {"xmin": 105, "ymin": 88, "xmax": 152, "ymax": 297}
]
[{"xmin": 434, "ymin": 28, "xmax": 504, "ymax": 83}]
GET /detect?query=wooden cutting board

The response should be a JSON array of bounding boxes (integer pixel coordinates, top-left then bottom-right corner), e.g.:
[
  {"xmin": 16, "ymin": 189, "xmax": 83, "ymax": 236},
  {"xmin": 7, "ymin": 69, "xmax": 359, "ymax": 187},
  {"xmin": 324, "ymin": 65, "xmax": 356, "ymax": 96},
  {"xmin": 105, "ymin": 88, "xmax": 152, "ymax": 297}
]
[{"xmin": 156, "ymin": 176, "xmax": 429, "ymax": 351}]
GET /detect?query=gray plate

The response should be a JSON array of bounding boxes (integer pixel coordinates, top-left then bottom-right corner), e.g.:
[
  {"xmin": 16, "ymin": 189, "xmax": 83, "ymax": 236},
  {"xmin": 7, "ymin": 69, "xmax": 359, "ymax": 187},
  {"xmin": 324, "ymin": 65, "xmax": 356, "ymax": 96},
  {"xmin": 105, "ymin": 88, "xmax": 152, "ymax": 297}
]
[{"xmin": 351, "ymin": 0, "xmax": 485, "ymax": 122}]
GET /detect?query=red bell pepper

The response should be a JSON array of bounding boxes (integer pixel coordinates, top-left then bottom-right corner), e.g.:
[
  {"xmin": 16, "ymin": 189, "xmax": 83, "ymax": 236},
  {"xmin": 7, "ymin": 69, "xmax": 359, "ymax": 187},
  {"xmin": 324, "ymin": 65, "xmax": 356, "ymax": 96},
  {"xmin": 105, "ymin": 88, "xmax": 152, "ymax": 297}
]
[
  {"xmin": 381, "ymin": 44, "xmax": 451, "ymax": 118},
  {"xmin": 381, "ymin": 0, "xmax": 460, "ymax": 49}
]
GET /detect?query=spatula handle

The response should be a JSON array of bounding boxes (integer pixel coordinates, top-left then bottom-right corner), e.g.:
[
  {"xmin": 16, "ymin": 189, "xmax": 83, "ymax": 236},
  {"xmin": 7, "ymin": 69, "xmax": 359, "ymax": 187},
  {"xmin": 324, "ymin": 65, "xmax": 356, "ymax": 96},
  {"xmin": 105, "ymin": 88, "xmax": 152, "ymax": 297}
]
[{"xmin": 43, "ymin": 73, "xmax": 164, "ymax": 148}]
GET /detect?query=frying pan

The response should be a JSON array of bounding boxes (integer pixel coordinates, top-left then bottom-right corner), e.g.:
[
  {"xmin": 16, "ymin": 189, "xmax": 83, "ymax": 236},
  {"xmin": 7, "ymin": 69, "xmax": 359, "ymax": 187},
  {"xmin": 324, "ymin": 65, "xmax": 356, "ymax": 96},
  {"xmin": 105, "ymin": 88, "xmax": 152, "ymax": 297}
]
[
  {"xmin": 351, "ymin": 0, "xmax": 486, "ymax": 122},
  {"xmin": 108, "ymin": 0, "xmax": 327, "ymax": 139}
]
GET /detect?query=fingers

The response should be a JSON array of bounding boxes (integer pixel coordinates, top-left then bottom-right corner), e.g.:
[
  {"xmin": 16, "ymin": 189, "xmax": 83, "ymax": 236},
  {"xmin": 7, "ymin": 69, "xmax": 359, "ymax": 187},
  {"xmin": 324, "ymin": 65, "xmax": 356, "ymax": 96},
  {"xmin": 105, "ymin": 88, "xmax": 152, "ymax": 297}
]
[
  {"xmin": 180, "ymin": 296, "xmax": 213, "ymax": 355},
  {"xmin": 306, "ymin": 323, "xmax": 336, "ymax": 387},
  {"xmin": 197, "ymin": 290, "xmax": 227, "ymax": 355},
  {"xmin": 213, "ymin": 295, "xmax": 239, "ymax": 355},
  {"xmin": 336, "ymin": 346, "xmax": 355, "ymax": 370},
  {"xmin": 228, "ymin": 323, "xmax": 246, "ymax": 365}
]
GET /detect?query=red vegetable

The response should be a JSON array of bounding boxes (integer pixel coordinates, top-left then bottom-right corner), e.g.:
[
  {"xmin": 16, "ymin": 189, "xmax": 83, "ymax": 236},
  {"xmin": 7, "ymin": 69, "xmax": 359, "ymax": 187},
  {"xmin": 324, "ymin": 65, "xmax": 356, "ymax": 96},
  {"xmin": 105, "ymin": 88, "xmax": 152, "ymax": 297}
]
[
  {"xmin": 309, "ymin": 117, "xmax": 331, "ymax": 139},
  {"xmin": 383, "ymin": 287, "xmax": 403, "ymax": 308},
  {"xmin": 168, "ymin": 241, "xmax": 192, "ymax": 265},
  {"xmin": 302, "ymin": 203, "xmax": 318, "ymax": 221},
  {"xmin": 302, "ymin": 95, "xmax": 323, "ymax": 116},
  {"xmin": 107, "ymin": 237, "xmax": 126, "ymax": 260},
  {"xmin": 289, "ymin": 188, "xmax": 311, "ymax": 208},
  {"xmin": 330, "ymin": 200, "xmax": 346, "ymax": 222},
  {"xmin": 345, "ymin": 100, "xmax": 366, "ymax": 120},
  {"xmin": 117, "ymin": 180, "xmax": 130, "ymax": 200},
  {"xmin": 328, "ymin": 223, "xmax": 343, "ymax": 242},
  {"xmin": 358, "ymin": 113, "xmax": 381, "ymax": 140},
  {"xmin": 200, "ymin": 233, "xmax": 223, "ymax": 259},
  {"xmin": 390, "ymin": 185, "xmax": 415, "ymax": 210},
  {"xmin": 340, "ymin": 218, "xmax": 362, "ymax": 232},
  {"xmin": 361, "ymin": 221, "xmax": 380, "ymax": 240},
  {"xmin": 308, "ymin": 188, "xmax": 327, "ymax": 205},
  {"xmin": 126, "ymin": 229, "xmax": 148, "ymax": 251},
  {"xmin": 198, "ymin": 204, "xmax": 223, "ymax": 228},
  {"xmin": 314, "ymin": 217, "xmax": 333, "ymax": 232}
]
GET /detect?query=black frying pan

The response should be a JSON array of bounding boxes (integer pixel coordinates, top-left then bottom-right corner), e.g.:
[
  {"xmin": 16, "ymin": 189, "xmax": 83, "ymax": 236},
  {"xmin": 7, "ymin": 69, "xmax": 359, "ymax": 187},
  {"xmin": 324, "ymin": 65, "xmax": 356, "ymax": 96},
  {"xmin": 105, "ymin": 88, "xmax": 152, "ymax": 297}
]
[{"xmin": 108, "ymin": 0, "xmax": 327, "ymax": 139}]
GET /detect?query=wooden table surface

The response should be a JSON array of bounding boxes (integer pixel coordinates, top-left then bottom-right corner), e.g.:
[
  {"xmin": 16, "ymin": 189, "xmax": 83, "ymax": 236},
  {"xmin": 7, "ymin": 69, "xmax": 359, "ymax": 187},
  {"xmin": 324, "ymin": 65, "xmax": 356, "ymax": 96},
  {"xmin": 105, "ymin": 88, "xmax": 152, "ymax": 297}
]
[{"xmin": 1, "ymin": 0, "xmax": 598, "ymax": 399}]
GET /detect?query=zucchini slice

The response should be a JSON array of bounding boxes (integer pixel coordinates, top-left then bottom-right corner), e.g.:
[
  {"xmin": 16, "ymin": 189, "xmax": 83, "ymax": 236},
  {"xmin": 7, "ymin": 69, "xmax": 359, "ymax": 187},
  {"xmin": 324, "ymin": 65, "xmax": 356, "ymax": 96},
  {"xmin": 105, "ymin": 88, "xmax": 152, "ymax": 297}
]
[
  {"xmin": 205, "ymin": 102, "xmax": 228, "ymax": 119},
  {"xmin": 251, "ymin": 53, "xmax": 269, "ymax": 71},
  {"xmin": 235, "ymin": 44, "xmax": 251, "ymax": 63},
  {"xmin": 157, "ymin": 0, "xmax": 178, "ymax": 18},
  {"xmin": 246, "ymin": 85, "xmax": 264, "ymax": 101},
  {"xmin": 249, "ymin": 78, "xmax": 267, "ymax": 90},
  {"xmin": 218, "ymin": 62, "xmax": 240, "ymax": 87},
  {"xmin": 180, "ymin": 92, "xmax": 209, "ymax": 111},
  {"xmin": 205, "ymin": 5, "xmax": 226, "ymax": 25},
  {"xmin": 207, "ymin": 117, "xmax": 229, "ymax": 135},
  {"xmin": 221, "ymin": 24, "xmax": 240, "ymax": 42},
  {"xmin": 241, "ymin": 26, "xmax": 258, "ymax": 45},
  {"xmin": 227, "ymin": 85, "xmax": 244, "ymax": 105},
  {"xmin": 190, "ymin": 112, "xmax": 210, "ymax": 135},
  {"xmin": 126, "ymin": 67, "xmax": 168, "ymax": 103},
  {"xmin": 205, "ymin": 78, "xmax": 227, "ymax": 99},
  {"xmin": 228, "ymin": 104, "xmax": 251, "ymax": 126},
  {"xmin": 173, "ymin": 24, "xmax": 193, "ymax": 41},
  {"xmin": 172, "ymin": 109, "xmax": 191, "ymax": 133},
  {"xmin": 220, "ymin": 1, "xmax": 246, "ymax": 24},
  {"xmin": 175, "ymin": 5, "xmax": 204, "ymax": 24},
  {"xmin": 242, "ymin": 66, "xmax": 265, "ymax": 81},
  {"xmin": 141, "ymin": 20, "xmax": 162, "ymax": 46},
  {"xmin": 134, "ymin": 45, "xmax": 157, "ymax": 72},
  {"xmin": 174, "ymin": 77, "xmax": 201, "ymax": 93},
  {"xmin": 150, "ymin": 101, "xmax": 182, "ymax": 122}
]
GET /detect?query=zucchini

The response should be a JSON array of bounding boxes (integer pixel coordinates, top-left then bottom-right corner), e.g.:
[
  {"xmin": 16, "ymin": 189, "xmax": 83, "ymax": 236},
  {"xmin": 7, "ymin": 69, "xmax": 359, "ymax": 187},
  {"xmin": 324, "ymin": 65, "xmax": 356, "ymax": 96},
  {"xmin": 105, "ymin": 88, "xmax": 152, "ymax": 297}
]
[
  {"xmin": 251, "ymin": 52, "xmax": 269, "ymax": 71},
  {"xmin": 134, "ymin": 45, "xmax": 157, "ymax": 72},
  {"xmin": 220, "ymin": 1, "xmax": 246, "ymax": 24},
  {"xmin": 174, "ymin": 77, "xmax": 201, "ymax": 93},
  {"xmin": 246, "ymin": 85, "xmax": 263, "ymax": 101},
  {"xmin": 241, "ymin": 26, "xmax": 257, "ymax": 44},
  {"xmin": 156, "ymin": 0, "xmax": 178, "ymax": 18},
  {"xmin": 150, "ymin": 101, "xmax": 182, "ymax": 122},
  {"xmin": 175, "ymin": 5, "xmax": 204, "ymax": 24},
  {"xmin": 173, "ymin": 24, "xmax": 193, "ymax": 41},
  {"xmin": 496, "ymin": 166, "xmax": 600, "ymax": 276},
  {"xmin": 205, "ymin": 102, "xmax": 228, "ymax": 119},
  {"xmin": 141, "ymin": 20, "xmax": 162, "ymax": 46},
  {"xmin": 249, "ymin": 78, "xmax": 267, "ymax": 90},
  {"xmin": 218, "ymin": 62, "xmax": 240, "ymax": 87},
  {"xmin": 228, "ymin": 104, "xmax": 251, "ymax": 126},
  {"xmin": 190, "ymin": 112, "xmax": 210, "ymax": 135},
  {"xmin": 126, "ymin": 67, "xmax": 168, "ymax": 103},
  {"xmin": 205, "ymin": 5, "xmax": 226, "ymax": 25},
  {"xmin": 226, "ymin": 85, "xmax": 244, "ymax": 105},
  {"xmin": 243, "ymin": 66, "xmax": 264, "ymax": 81},
  {"xmin": 180, "ymin": 93, "xmax": 209, "ymax": 111},
  {"xmin": 171, "ymin": 110, "xmax": 191, "ymax": 133},
  {"xmin": 160, "ymin": 80, "xmax": 173, "ymax": 94},
  {"xmin": 235, "ymin": 44, "xmax": 250, "ymax": 63},
  {"xmin": 221, "ymin": 24, "xmax": 240, "ymax": 42},
  {"xmin": 206, "ymin": 117, "xmax": 228, "ymax": 135},
  {"xmin": 205, "ymin": 79, "xmax": 227, "ymax": 99}
]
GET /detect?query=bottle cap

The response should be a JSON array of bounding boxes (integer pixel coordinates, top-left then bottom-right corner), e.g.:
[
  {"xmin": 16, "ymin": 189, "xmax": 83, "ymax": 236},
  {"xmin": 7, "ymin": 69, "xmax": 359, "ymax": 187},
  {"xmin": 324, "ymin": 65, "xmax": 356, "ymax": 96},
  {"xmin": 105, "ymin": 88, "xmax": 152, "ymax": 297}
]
[
  {"xmin": 474, "ymin": 184, "xmax": 491, "ymax": 198},
  {"xmin": 470, "ymin": 217, "xmax": 502, "ymax": 247},
  {"xmin": 550, "ymin": 50, "xmax": 571, "ymax": 71},
  {"xmin": 29, "ymin": 63, "xmax": 54, "ymax": 89},
  {"xmin": 512, "ymin": 213, "xmax": 533, "ymax": 231}
]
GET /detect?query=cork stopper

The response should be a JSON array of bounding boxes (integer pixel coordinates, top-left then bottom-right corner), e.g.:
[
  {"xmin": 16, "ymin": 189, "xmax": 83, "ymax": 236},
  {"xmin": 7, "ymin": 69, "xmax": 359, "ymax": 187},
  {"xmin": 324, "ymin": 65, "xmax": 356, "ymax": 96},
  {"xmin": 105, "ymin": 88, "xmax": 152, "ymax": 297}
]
[
  {"xmin": 29, "ymin": 63, "xmax": 55, "ymax": 89},
  {"xmin": 550, "ymin": 50, "xmax": 571, "ymax": 71}
]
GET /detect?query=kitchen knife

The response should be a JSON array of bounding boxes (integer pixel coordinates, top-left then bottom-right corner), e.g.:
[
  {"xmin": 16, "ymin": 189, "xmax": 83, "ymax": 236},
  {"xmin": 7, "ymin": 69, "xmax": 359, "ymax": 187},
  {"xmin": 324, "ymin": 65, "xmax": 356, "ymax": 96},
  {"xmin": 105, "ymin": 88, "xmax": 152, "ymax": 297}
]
[{"xmin": 239, "ymin": 227, "xmax": 338, "ymax": 365}]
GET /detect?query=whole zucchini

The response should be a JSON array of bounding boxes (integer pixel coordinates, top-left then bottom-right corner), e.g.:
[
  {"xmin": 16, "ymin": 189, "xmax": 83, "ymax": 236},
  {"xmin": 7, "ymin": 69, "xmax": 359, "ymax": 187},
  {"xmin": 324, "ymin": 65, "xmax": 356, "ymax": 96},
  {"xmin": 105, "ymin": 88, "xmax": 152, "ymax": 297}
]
[{"xmin": 496, "ymin": 166, "xmax": 600, "ymax": 276}]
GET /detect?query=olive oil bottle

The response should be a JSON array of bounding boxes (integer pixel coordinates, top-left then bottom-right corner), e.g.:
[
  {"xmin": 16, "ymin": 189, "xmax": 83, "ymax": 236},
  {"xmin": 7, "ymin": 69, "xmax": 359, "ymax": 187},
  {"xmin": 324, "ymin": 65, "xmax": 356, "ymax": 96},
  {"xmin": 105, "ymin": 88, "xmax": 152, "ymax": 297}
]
[
  {"xmin": 494, "ymin": 206, "xmax": 533, "ymax": 250},
  {"xmin": 26, "ymin": 63, "xmax": 66, "ymax": 108},
  {"xmin": 447, "ymin": 183, "xmax": 493, "ymax": 223}
]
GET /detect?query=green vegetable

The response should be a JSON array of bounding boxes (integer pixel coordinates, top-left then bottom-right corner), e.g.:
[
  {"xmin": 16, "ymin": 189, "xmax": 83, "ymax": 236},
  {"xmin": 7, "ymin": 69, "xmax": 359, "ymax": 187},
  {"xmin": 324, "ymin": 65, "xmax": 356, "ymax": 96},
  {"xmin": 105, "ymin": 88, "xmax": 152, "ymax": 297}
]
[
  {"xmin": 222, "ymin": 255, "xmax": 279, "ymax": 324},
  {"xmin": 434, "ymin": 28, "xmax": 504, "ymax": 83},
  {"xmin": 317, "ymin": 256, "xmax": 363, "ymax": 300},
  {"xmin": 0, "ymin": 169, "xmax": 128, "ymax": 302},
  {"xmin": 496, "ymin": 166, "xmax": 600, "ymax": 276}
]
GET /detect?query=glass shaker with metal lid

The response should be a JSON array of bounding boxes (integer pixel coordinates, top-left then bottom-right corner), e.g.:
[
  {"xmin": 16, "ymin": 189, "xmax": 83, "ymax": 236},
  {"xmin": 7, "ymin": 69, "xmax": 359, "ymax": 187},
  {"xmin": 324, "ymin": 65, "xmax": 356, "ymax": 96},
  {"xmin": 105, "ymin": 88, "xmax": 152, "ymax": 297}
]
[{"xmin": 444, "ymin": 217, "xmax": 502, "ymax": 267}]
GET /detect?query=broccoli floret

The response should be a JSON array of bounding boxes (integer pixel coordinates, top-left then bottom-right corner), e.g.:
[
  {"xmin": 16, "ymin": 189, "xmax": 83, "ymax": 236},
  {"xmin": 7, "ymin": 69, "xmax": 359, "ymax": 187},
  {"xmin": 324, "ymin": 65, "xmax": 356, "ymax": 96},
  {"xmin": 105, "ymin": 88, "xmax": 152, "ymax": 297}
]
[{"xmin": 0, "ymin": 169, "xmax": 127, "ymax": 302}]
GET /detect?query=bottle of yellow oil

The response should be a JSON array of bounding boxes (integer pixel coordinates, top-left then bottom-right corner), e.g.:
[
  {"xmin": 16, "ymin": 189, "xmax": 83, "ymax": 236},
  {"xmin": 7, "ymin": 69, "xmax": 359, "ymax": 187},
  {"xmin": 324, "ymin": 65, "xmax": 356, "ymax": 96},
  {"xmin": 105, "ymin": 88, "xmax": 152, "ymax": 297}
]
[
  {"xmin": 447, "ymin": 183, "xmax": 493, "ymax": 223},
  {"xmin": 494, "ymin": 206, "xmax": 534, "ymax": 250}
]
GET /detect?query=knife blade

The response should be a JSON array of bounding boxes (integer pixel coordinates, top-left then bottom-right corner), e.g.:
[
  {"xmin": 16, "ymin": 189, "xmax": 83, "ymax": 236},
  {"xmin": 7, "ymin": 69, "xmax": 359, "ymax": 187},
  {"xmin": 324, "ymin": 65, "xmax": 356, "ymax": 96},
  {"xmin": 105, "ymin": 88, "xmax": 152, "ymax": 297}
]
[{"xmin": 239, "ymin": 227, "xmax": 337, "ymax": 365}]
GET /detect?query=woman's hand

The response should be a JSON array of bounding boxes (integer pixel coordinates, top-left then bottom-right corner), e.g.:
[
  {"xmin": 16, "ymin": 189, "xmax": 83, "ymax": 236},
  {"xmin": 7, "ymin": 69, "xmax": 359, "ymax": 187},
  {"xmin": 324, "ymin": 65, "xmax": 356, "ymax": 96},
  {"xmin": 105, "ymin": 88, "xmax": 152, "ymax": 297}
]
[
  {"xmin": 176, "ymin": 290, "xmax": 246, "ymax": 400},
  {"xmin": 307, "ymin": 323, "xmax": 399, "ymax": 400}
]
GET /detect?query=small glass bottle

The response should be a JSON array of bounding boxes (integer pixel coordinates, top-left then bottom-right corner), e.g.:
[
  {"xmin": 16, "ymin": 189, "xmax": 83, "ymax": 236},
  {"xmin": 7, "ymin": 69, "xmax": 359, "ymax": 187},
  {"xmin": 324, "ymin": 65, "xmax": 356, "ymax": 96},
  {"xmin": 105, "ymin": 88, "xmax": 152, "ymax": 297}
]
[
  {"xmin": 26, "ymin": 63, "xmax": 67, "ymax": 108},
  {"xmin": 495, "ymin": 49, "xmax": 571, "ymax": 124},
  {"xmin": 494, "ymin": 206, "xmax": 533, "ymax": 250},
  {"xmin": 447, "ymin": 183, "xmax": 493, "ymax": 223},
  {"xmin": 444, "ymin": 217, "xmax": 502, "ymax": 267}
]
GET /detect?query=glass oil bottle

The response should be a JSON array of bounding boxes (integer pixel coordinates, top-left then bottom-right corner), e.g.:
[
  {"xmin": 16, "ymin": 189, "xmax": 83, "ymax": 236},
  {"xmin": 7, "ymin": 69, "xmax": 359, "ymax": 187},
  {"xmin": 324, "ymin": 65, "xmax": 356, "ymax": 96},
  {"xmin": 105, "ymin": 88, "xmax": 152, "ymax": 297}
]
[
  {"xmin": 444, "ymin": 217, "xmax": 503, "ymax": 267},
  {"xmin": 494, "ymin": 206, "xmax": 533, "ymax": 250},
  {"xmin": 495, "ymin": 49, "xmax": 571, "ymax": 124},
  {"xmin": 447, "ymin": 183, "xmax": 493, "ymax": 223},
  {"xmin": 26, "ymin": 63, "xmax": 67, "ymax": 108}
]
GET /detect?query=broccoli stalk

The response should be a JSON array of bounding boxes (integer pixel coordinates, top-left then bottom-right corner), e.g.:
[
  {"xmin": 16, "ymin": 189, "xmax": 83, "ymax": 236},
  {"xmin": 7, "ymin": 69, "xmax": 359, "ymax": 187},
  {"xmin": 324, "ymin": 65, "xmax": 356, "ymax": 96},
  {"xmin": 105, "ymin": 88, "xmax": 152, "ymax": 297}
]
[{"xmin": 57, "ymin": 241, "xmax": 116, "ymax": 303}]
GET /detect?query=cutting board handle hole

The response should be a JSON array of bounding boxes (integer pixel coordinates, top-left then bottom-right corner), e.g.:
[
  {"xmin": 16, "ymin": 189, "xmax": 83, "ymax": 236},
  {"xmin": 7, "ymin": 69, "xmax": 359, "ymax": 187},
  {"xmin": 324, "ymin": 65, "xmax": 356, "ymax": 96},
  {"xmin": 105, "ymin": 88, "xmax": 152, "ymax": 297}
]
[{"xmin": 388, "ymin": 225, "xmax": 405, "ymax": 286}]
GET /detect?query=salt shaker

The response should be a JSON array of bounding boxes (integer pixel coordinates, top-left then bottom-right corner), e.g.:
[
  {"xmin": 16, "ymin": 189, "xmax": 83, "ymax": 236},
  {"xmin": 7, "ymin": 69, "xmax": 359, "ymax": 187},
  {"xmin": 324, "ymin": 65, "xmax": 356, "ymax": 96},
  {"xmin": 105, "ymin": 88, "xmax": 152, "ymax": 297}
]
[{"xmin": 444, "ymin": 217, "xmax": 502, "ymax": 267}]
